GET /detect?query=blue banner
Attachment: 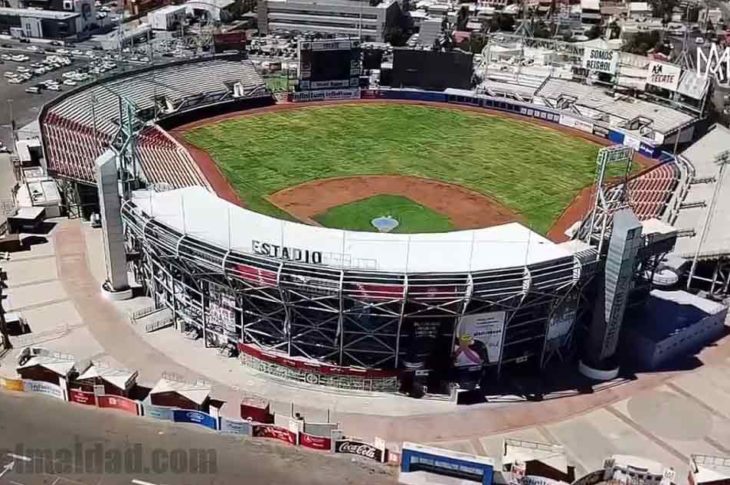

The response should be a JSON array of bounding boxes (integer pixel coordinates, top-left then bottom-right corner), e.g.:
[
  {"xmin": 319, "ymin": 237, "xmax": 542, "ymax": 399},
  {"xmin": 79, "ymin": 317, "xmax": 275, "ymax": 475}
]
[
  {"xmin": 172, "ymin": 409, "xmax": 217, "ymax": 430},
  {"xmin": 639, "ymin": 142, "xmax": 656, "ymax": 158},
  {"xmin": 608, "ymin": 130, "xmax": 625, "ymax": 144},
  {"xmin": 220, "ymin": 417, "xmax": 252, "ymax": 436},
  {"xmin": 143, "ymin": 403, "xmax": 174, "ymax": 421}
]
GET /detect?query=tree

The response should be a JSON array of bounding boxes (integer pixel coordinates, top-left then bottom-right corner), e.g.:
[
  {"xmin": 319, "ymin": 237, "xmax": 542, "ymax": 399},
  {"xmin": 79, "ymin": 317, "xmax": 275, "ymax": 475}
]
[
  {"xmin": 456, "ymin": 5, "xmax": 469, "ymax": 31},
  {"xmin": 532, "ymin": 20, "xmax": 552, "ymax": 39},
  {"xmin": 487, "ymin": 13, "xmax": 515, "ymax": 32},
  {"xmin": 586, "ymin": 24, "xmax": 602, "ymax": 40},
  {"xmin": 384, "ymin": 26, "xmax": 408, "ymax": 46},
  {"xmin": 622, "ymin": 30, "xmax": 663, "ymax": 55},
  {"xmin": 468, "ymin": 33, "xmax": 488, "ymax": 53},
  {"xmin": 649, "ymin": 0, "xmax": 678, "ymax": 24}
]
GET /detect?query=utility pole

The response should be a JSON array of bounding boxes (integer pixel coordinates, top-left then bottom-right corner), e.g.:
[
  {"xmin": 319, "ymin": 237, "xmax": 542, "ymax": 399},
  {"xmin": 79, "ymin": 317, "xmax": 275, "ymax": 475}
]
[{"xmin": 0, "ymin": 269, "xmax": 11, "ymax": 351}]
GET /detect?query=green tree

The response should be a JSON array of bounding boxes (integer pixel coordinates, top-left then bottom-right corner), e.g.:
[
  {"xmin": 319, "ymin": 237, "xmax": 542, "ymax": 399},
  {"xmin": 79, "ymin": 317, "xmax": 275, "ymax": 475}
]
[
  {"xmin": 456, "ymin": 5, "xmax": 469, "ymax": 31},
  {"xmin": 586, "ymin": 24, "xmax": 602, "ymax": 40},
  {"xmin": 622, "ymin": 30, "xmax": 663, "ymax": 55},
  {"xmin": 649, "ymin": 0, "xmax": 678, "ymax": 24}
]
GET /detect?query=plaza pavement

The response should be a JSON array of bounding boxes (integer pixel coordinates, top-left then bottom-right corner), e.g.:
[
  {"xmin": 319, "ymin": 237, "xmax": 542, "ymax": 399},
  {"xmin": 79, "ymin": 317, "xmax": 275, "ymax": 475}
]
[{"xmin": 1, "ymin": 218, "xmax": 730, "ymax": 479}]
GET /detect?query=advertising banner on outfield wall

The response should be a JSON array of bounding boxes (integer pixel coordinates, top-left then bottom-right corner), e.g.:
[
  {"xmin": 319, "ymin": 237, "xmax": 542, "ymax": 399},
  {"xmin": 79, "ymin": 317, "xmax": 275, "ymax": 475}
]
[
  {"xmin": 142, "ymin": 402, "xmax": 174, "ymax": 421},
  {"xmin": 582, "ymin": 48, "xmax": 619, "ymax": 75},
  {"xmin": 69, "ymin": 389, "xmax": 97, "ymax": 406},
  {"xmin": 300, "ymin": 433, "xmax": 332, "ymax": 451},
  {"xmin": 334, "ymin": 440, "xmax": 384, "ymax": 462},
  {"xmin": 0, "ymin": 377, "xmax": 24, "ymax": 392},
  {"xmin": 98, "ymin": 395, "xmax": 139, "ymax": 415},
  {"xmin": 559, "ymin": 114, "xmax": 593, "ymax": 134},
  {"xmin": 220, "ymin": 418, "xmax": 252, "ymax": 436},
  {"xmin": 646, "ymin": 61, "xmax": 682, "ymax": 91},
  {"xmin": 252, "ymin": 424, "xmax": 298, "ymax": 445},
  {"xmin": 455, "ymin": 311, "xmax": 506, "ymax": 365},
  {"xmin": 172, "ymin": 409, "xmax": 217, "ymax": 430},
  {"xmin": 23, "ymin": 379, "xmax": 64, "ymax": 400}
]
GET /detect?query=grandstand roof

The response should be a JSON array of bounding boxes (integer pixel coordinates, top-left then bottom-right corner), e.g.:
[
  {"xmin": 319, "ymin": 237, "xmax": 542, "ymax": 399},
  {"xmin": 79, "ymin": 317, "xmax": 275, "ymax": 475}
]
[
  {"xmin": 129, "ymin": 187, "xmax": 573, "ymax": 274},
  {"xmin": 536, "ymin": 79, "xmax": 693, "ymax": 134},
  {"xmin": 673, "ymin": 125, "xmax": 730, "ymax": 259},
  {"xmin": 49, "ymin": 59, "xmax": 262, "ymax": 135}
]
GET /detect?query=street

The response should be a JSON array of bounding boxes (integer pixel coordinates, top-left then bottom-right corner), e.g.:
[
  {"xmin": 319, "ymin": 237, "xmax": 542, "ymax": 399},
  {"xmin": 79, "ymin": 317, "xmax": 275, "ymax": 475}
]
[{"xmin": 0, "ymin": 391, "xmax": 395, "ymax": 485}]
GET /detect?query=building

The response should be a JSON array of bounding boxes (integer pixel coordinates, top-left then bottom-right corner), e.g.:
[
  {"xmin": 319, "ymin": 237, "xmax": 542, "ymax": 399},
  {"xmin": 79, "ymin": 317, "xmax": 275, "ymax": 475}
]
[
  {"xmin": 258, "ymin": 0, "xmax": 401, "ymax": 42},
  {"xmin": 580, "ymin": 0, "xmax": 601, "ymax": 27},
  {"xmin": 623, "ymin": 290, "xmax": 728, "ymax": 369},
  {"xmin": 628, "ymin": 2, "xmax": 652, "ymax": 19},
  {"xmin": 690, "ymin": 454, "xmax": 730, "ymax": 485},
  {"xmin": 0, "ymin": 7, "xmax": 81, "ymax": 39},
  {"xmin": 147, "ymin": 5, "xmax": 186, "ymax": 31},
  {"xmin": 148, "ymin": 377, "xmax": 211, "ymax": 411},
  {"xmin": 74, "ymin": 362, "xmax": 138, "ymax": 396}
]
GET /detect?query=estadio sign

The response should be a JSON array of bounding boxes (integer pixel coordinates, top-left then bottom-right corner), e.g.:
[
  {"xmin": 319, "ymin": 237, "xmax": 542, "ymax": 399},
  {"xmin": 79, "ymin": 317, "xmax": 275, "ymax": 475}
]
[
  {"xmin": 582, "ymin": 48, "xmax": 619, "ymax": 75},
  {"xmin": 334, "ymin": 440, "xmax": 384, "ymax": 462},
  {"xmin": 646, "ymin": 61, "xmax": 682, "ymax": 91}
]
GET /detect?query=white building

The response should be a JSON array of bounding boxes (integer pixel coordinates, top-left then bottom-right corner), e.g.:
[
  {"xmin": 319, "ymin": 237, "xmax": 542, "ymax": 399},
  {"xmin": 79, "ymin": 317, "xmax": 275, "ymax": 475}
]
[
  {"xmin": 258, "ymin": 0, "xmax": 401, "ymax": 42},
  {"xmin": 147, "ymin": 5, "xmax": 186, "ymax": 31}
]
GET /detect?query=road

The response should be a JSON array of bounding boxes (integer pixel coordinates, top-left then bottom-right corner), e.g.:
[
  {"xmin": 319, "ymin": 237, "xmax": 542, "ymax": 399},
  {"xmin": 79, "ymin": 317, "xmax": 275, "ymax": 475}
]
[{"xmin": 0, "ymin": 391, "xmax": 395, "ymax": 485}]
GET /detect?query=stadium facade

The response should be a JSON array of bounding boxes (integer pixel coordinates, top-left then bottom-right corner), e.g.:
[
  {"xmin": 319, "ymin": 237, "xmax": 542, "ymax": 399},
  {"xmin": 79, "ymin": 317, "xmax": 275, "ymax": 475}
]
[{"xmin": 31, "ymin": 47, "xmax": 725, "ymax": 394}]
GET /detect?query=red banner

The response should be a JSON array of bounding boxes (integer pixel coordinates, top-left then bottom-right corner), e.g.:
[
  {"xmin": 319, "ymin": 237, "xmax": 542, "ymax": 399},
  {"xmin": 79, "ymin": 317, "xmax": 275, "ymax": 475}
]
[
  {"xmin": 252, "ymin": 424, "xmax": 297, "ymax": 445},
  {"xmin": 97, "ymin": 395, "xmax": 139, "ymax": 415},
  {"xmin": 69, "ymin": 389, "xmax": 97, "ymax": 406},
  {"xmin": 300, "ymin": 433, "xmax": 331, "ymax": 451}
]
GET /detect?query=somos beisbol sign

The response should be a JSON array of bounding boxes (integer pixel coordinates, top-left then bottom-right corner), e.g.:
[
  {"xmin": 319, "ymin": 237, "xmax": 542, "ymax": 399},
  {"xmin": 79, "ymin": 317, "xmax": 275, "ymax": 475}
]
[
  {"xmin": 582, "ymin": 48, "xmax": 618, "ymax": 75},
  {"xmin": 252, "ymin": 240, "xmax": 323, "ymax": 265},
  {"xmin": 334, "ymin": 440, "xmax": 383, "ymax": 462}
]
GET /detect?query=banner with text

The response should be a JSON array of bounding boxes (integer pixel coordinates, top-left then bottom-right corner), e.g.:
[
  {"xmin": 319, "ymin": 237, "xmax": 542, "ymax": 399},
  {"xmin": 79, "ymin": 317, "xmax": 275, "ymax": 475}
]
[
  {"xmin": 98, "ymin": 395, "xmax": 139, "ymax": 415},
  {"xmin": 142, "ymin": 403, "xmax": 173, "ymax": 420},
  {"xmin": 455, "ymin": 311, "xmax": 507, "ymax": 365},
  {"xmin": 334, "ymin": 439, "xmax": 384, "ymax": 462},
  {"xmin": 172, "ymin": 409, "xmax": 217, "ymax": 431},
  {"xmin": 582, "ymin": 48, "xmax": 619, "ymax": 75},
  {"xmin": 69, "ymin": 389, "xmax": 97, "ymax": 406},
  {"xmin": 251, "ymin": 424, "xmax": 298, "ymax": 445},
  {"xmin": 300, "ymin": 433, "xmax": 332, "ymax": 451},
  {"xmin": 0, "ymin": 377, "xmax": 24, "ymax": 392},
  {"xmin": 23, "ymin": 379, "xmax": 64, "ymax": 400},
  {"xmin": 646, "ymin": 61, "xmax": 682, "ymax": 91},
  {"xmin": 220, "ymin": 418, "xmax": 252, "ymax": 436}
]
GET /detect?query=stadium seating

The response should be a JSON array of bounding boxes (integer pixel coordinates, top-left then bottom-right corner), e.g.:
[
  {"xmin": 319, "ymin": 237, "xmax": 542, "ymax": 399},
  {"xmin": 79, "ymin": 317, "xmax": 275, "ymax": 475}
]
[
  {"xmin": 41, "ymin": 58, "xmax": 265, "ymax": 188},
  {"xmin": 608, "ymin": 162, "xmax": 680, "ymax": 221},
  {"xmin": 135, "ymin": 126, "xmax": 208, "ymax": 189}
]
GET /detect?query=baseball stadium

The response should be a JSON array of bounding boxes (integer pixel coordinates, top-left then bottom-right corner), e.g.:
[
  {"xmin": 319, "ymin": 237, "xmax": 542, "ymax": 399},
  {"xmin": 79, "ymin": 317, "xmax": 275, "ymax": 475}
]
[{"xmin": 30, "ymin": 37, "xmax": 728, "ymax": 395}]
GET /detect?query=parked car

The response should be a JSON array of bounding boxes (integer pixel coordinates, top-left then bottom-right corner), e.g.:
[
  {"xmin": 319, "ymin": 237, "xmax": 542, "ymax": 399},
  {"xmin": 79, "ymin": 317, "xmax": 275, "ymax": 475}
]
[{"xmin": 24, "ymin": 86, "xmax": 41, "ymax": 94}]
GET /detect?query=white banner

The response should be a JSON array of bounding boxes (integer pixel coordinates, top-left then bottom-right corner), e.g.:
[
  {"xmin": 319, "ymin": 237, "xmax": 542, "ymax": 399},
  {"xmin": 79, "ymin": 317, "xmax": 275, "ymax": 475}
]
[
  {"xmin": 456, "ymin": 311, "xmax": 506, "ymax": 365},
  {"xmin": 623, "ymin": 135, "xmax": 641, "ymax": 150},
  {"xmin": 582, "ymin": 48, "xmax": 619, "ymax": 75},
  {"xmin": 646, "ymin": 61, "xmax": 682, "ymax": 91},
  {"xmin": 547, "ymin": 295, "xmax": 578, "ymax": 345},
  {"xmin": 559, "ymin": 114, "xmax": 593, "ymax": 133},
  {"xmin": 23, "ymin": 379, "xmax": 64, "ymax": 400}
]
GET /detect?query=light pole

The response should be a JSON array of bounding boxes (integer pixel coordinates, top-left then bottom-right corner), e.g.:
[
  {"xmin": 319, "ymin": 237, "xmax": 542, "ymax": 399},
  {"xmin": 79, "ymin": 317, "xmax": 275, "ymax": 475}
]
[{"xmin": 6, "ymin": 99, "xmax": 14, "ymax": 142}]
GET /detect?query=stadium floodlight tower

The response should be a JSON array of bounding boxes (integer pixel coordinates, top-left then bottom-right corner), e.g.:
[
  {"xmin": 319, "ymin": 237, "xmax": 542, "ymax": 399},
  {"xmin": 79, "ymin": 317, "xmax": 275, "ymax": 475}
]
[
  {"xmin": 581, "ymin": 145, "xmax": 634, "ymax": 257},
  {"xmin": 94, "ymin": 92, "xmax": 142, "ymax": 301}
]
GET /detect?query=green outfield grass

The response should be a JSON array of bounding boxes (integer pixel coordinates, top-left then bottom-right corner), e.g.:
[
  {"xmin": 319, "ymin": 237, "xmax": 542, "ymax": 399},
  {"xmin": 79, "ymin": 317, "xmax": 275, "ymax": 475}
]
[
  {"xmin": 184, "ymin": 104, "xmax": 606, "ymax": 233},
  {"xmin": 314, "ymin": 195, "xmax": 455, "ymax": 233}
]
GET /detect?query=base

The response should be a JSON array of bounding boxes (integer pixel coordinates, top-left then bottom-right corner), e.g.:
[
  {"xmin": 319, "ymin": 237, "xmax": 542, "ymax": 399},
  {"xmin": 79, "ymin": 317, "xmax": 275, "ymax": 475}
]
[
  {"xmin": 101, "ymin": 281, "xmax": 133, "ymax": 301},
  {"xmin": 578, "ymin": 360, "xmax": 620, "ymax": 381}
]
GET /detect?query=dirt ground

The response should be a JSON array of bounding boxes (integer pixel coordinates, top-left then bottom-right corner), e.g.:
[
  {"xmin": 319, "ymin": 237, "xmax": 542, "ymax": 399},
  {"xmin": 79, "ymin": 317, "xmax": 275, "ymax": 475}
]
[
  {"xmin": 171, "ymin": 99, "xmax": 657, "ymax": 239},
  {"xmin": 268, "ymin": 175, "xmax": 522, "ymax": 229}
]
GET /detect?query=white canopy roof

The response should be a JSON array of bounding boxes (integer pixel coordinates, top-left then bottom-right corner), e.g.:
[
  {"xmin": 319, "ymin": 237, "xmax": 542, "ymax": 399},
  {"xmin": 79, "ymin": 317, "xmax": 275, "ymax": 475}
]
[
  {"xmin": 130, "ymin": 187, "xmax": 571, "ymax": 274},
  {"xmin": 18, "ymin": 354, "xmax": 76, "ymax": 376},
  {"xmin": 77, "ymin": 363, "xmax": 138, "ymax": 390},
  {"xmin": 150, "ymin": 378, "xmax": 211, "ymax": 405}
]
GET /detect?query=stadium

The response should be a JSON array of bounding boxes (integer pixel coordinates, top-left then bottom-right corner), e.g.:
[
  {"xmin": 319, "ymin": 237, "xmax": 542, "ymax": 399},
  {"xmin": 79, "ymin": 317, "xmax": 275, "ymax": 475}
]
[{"xmin": 31, "ymin": 38, "xmax": 726, "ymax": 395}]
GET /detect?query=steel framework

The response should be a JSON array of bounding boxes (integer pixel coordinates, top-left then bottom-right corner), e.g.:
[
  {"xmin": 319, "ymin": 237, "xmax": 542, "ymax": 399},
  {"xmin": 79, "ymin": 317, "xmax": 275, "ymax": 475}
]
[{"xmin": 121, "ymin": 199, "xmax": 597, "ymax": 390}]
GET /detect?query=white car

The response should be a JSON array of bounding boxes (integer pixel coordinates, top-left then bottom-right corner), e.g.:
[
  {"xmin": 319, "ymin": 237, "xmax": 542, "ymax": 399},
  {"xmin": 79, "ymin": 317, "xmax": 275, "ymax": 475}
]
[
  {"xmin": 47, "ymin": 84, "xmax": 61, "ymax": 91},
  {"xmin": 26, "ymin": 45, "xmax": 40, "ymax": 52},
  {"xmin": 11, "ymin": 55, "xmax": 28, "ymax": 62},
  {"xmin": 696, "ymin": 37, "xmax": 705, "ymax": 45},
  {"xmin": 0, "ymin": 54, "xmax": 9, "ymax": 61},
  {"xmin": 71, "ymin": 49, "xmax": 83, "ymax": 56},
  {"xmin": 16, "ymin": 66, "xmax": 30, "ymax": 73},
  {"xmin": 3, "ymin": 71, "xmax": 15, "ymax": 78},
  {"xmin": 63, "ymin": 79, "xmax": 77, "ymax": 86},
  {"xmin": 7, "ymin": 77, "xmax": 22, "ymax": 84}
]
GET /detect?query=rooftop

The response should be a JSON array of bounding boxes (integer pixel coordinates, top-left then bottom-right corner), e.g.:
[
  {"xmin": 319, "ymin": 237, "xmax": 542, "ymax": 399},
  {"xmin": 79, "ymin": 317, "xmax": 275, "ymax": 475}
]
[
  {"xmin": 0, "ymin": 7, "xmax": 79, "ymax": 19},
  {"xmin": 128, "ymin": 187, "xmax": 574, "ymax": 274},
  {"xmin": 150, "ymin": 378, "xmax": 211, "ymax": 405},
  {"xmin": 76, "ymin": 363, "xmax": 138, "ymax": 390}
]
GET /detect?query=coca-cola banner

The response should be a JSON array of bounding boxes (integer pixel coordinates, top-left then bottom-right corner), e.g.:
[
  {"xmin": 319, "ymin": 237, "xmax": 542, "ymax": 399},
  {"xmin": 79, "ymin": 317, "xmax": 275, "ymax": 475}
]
[
  {"xmin": 252, "ymin": 424, "xmax": 298, "ymax": 445},
  {"xmin": 69, "ymin": 389, "xmax": 97, "ymax": 406},
  {"xmin": 334, "ymin": 440, "xmax": 384, "ymax": 462},
  {"xmin": 300, "ymin": 433, "xmax": 331, "ymax": 451}
]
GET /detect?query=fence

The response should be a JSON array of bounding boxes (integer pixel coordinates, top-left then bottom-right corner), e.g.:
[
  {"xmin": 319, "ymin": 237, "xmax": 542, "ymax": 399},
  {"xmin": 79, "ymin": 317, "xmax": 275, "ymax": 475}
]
[{"xmin": 0, "ymin": 375, "xmax": 392, "ymax": 463}]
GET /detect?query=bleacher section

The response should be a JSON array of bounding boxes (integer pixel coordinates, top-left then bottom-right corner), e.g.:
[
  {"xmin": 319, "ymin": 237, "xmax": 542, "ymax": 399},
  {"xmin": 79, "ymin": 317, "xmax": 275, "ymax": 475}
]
[
  {"xmin": 41, "ymin": 58, "xmax": 265, "ymax": 187},
  {"xmin": 135, "ymin": 126, "xmax": 208, "ymax": 189},
  {"xmin": 672, "ymin": 125, "xmax": 730, "ymax": 259},
  {"xmin": 624, "ymin": 163, "xmax": 680, "ymax": 220}
]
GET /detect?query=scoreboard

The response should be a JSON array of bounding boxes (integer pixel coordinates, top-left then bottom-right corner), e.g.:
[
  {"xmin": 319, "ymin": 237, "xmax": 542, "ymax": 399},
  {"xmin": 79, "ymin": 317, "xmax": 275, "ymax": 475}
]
[{"xmin": 298, "ymin": 38, "xmax": 361, "ymax": 91}]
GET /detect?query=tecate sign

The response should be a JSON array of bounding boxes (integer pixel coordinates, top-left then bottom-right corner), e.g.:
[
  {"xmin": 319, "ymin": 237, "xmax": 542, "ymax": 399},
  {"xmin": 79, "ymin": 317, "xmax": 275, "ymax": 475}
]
[{"xmin": 334, "ymin": 440, "xmax": 383, "ymax": 462}]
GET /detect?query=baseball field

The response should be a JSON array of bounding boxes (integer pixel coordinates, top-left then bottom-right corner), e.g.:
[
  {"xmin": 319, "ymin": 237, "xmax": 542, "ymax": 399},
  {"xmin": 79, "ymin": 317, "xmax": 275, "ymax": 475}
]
[{"xmin": 183, "ymin": 104, "xmax": 607, "ymax": 234}]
